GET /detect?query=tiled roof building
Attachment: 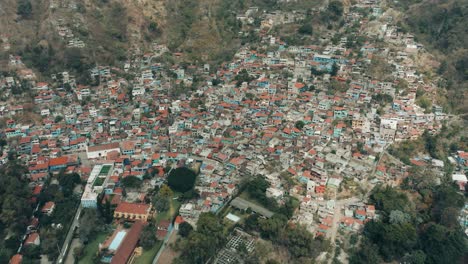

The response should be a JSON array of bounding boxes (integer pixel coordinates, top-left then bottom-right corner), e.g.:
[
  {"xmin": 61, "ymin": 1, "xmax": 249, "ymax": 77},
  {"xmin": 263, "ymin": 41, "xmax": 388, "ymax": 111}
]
[{"xmin": 113, "ymin": 202, "xmax": 151, "ymax": 222}]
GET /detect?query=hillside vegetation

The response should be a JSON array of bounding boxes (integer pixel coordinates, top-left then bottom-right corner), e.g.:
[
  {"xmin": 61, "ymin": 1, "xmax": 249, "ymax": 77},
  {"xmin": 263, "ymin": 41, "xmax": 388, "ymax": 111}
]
[
  {"xmin": 396, "ymin": 0, "xmax": 468, "ymax": 114},
  {"xmin": 0, "ymin": 0, "xmax": 326, "ymax": 73}
]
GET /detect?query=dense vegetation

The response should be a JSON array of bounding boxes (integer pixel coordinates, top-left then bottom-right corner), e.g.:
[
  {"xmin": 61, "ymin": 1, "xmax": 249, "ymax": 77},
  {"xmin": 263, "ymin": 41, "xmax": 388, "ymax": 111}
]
[
  {"xmin": 17, "ymin": 0, "xmax": 32, "ymax": 18},
  {"xmin": 0, "ymin": 162, "xmax": 32, "ymax": 262},
  {"xmin": 350, "ymin": 185, "xmax": 467, "ymax": 264},
  {"xmin": 0, "ymin": 161, "xmax": 82, "ymax": 262},
  {"xmin": 168, "ymin": 167, "xmax": 197, "ymax": 193},
  {"xmin": 397, "ymin": 0, "xmax": 468, "ymax": 114},
  {"xmin": 174, "ymin": 213, "xmax": 226, "ymax": 264},
  {"xmin": 120, "ymin": 175, "xmax": 143, "ymax": 189},
  {"xmin": 152, "ymin": 184, "xmax": 173, "ymax": 212}
]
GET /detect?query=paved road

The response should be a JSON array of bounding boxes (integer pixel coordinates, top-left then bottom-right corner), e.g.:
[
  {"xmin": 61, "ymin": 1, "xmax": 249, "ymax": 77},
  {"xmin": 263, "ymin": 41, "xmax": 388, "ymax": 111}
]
[{"xmin": 57, "ymin": 206, "xmax": 82, "ymax": 264}]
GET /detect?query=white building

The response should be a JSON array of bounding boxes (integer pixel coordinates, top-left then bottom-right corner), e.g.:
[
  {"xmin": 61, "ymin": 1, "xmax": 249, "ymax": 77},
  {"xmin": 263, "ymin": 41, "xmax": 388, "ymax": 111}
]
[{"xmin": 86, "ymin": 142, "xmax": 120, "ymax": 159}]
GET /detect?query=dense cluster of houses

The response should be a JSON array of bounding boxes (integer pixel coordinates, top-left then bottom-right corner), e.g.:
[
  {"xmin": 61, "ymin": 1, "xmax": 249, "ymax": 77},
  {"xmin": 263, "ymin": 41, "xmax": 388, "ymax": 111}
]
[{"xmin": 0, "ymin": 0, "xmax": 464, "ymax": 262}]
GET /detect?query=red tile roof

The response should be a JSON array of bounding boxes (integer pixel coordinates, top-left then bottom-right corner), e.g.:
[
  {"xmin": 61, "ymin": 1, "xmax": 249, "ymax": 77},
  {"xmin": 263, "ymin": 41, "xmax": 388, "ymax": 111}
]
[
  {"xmin": 110, "ymin": 221, "xmax": 144, "ymax": 264},
  {"xmin": 32, "ymin": 185, "xmax": 43, "ymax": 195},
  {"xmin": 48, "ymin": 156, "xmax": 68, "ymax": 167},
  {"xmin": 175, "ymin": 216, "xmax": 184, "ymax": 224},
  {"xmin": 355, "ymin": 209, "xmax": 366, "ymax": 216},
  {"xmin": 10, "ymin": 254, "xmax": 22, "ymax": 264},
  {"xmin": 41, "ymin": 201, "xmax": 55, "ymax": 212},
  {"xmin": 30, "ymin": 172, "xmax": 48, "ymax": 181},
  {"xmin": 115, "ymin": 202, "xmax": 150, "ymax": 215},
  {"xmin": 87, "ymin": 142, "xmax": 120, "ymax": 153}
]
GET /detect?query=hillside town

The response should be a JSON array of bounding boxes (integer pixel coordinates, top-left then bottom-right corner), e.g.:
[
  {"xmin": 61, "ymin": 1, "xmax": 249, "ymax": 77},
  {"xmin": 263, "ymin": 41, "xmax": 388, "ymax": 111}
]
[{"xmin": 0, "ymin": 0, "xmax": 467, "ymax": 264}]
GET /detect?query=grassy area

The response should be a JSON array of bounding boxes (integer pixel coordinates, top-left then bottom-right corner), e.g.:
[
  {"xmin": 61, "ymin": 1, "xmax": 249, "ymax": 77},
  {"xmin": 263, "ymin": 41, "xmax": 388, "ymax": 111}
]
[
  {"xmin": 155, "ymin": 197, "xmax": 181, "ymax": 224},
  {"xmin": 99, "ymin": 165, "xmax": 112, "ymax": 175},
  {"xmin": 78, "ymin": 232, "xmax": 108, "ymax": 264},
  {"xmin": 155, "ymin": 209, "xmax": 170, "ymax": 224},
  {"xmin": 93, "ymin": 177, "xmax": 105, "ymax": 187},
  {"xmin": 134, "ymin": 241, "xmax": 163, "ymax": 264}
]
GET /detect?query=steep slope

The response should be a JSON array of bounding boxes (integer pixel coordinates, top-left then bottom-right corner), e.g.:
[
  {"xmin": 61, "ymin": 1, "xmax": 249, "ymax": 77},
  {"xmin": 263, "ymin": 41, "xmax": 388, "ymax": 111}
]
[
  {"xmin": 396, "ymin": 0, "xmax": 468, "ymax": 114},
  {"xmin": 1, "ymin": 0, "xmax": 325, "ymax": 70}
]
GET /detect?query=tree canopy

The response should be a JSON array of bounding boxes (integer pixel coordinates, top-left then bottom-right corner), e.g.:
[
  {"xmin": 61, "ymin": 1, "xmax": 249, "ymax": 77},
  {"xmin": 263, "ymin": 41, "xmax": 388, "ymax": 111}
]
[
  {"xmin": 235, "ymin": 69, "xmax": 255, "ymax": 87},
  {"xmin": 120, "ymin": 176, "xmax": 142, "ymax": 188},
  {"xmin": 168, "ymin": 167, "xmax": 197, "ymax": 193},
  {"xmin": 327, "ymin": 1, "xmax": 344, "ymax": 18},
  {"xmin": 0, "ymin": 162, "xmax": 32, "ymax": 258},
  {"xmin": 17, "ymin": 0, "xmax": 32, "ymax": 17},
  {"xmin": 178, "ymin": 222, "xmax": 193, "ymax": 238},
  {"xmin": 139, "ymin": 224, "xmax": 158, "ymax": 249},
  {"xmin": 352, "ymin": 185, "xmax": 467, "ymax": 263},
  {"xmin": 175, "ymin": 213, "xmax": 225, "ymax": 264}
]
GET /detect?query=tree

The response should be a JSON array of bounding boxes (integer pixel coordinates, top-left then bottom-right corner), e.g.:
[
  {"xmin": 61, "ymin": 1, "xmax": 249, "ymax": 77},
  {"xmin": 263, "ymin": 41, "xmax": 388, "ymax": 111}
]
[
  {"xmin": 176, "ymin": 213, "xmax": 225, "ymax": 264},
  {"xmin": 294, "ymin": 121, "xmax": 305, "ymax": 130},
  {"xmin": 54, "ymin": 115, "xmax": 63, "ymax": 123},
  {"xmin": 0, "ymin": 249, "xmax": 10, "ymax": 264},
  {"xmin": 440, "ymin": 207, "xmax": 461, "ymax": 229},
  {"xmin": 349, "ymin": 239, "xmax": 382, "ymax": 264},
  {"xmin": 432, "ymin": 184, "xmax": 464, "ymax": 224},
  {"xmin": 389, "ymin": 210, "xmax": 411, "ymax": 224},
  {"xmin": 258, "ymin": 214, "xmax": 287, "ymax": 240},
  {"xmin": 356, "ymin": 184, "xmax": 466, "ymax": 263},
  {"xmin": 370, "ymin": 186, "xmax": 411, "ymax": 215},
  {"xmin": 298, "ymin": 23, "xmax": 313, "ymax": 35},
  {"xmin": 401, "ymin": 250, "xmax": 426, "ymax": 264},
  {"xmin": 120, "ymin": 176, "xmax": 142, "ymax": 188},
  {"xmin": 97, "ymin": 194, "xmax": 113, "ymax": 224},
  {"xmin": 148, "ymin": 21, "xmax": 160, "ymax": 33},
  {"xmin": 58, "ymin": 172, "xmax": 81, "ymax": 197},
  {"xmin": 178, "ymin": 222, "xmax": 193, "ymax": 238},
  {"xmin": 22, "ymin": 245, "xmax": 41, "ymax": 259},
  {"xmin": 330, "ymin": 62, "xmax": 339, "ymax": 76},
  {"xmin": 234, "ymin": 69, "xmax": 254, "ymax": 87},
  {"xmin": 40, "ymin": 228, "xmax": 60, "ymax": 260},
  {"xmin": 140, "ymin": 224, "xmax": 157, "ymax": 249},
  {"xmin": 159, "ymin": 184, "xmax": 174, "ymax": 198},
  {"xmin": 0, "ymin": 139, "xmax": 7, "ymax": 148},
  {"xmin": 0, "ymin": 162, "xmax": 32, "ymax": 234},
  {"xmin": 281, "ymin": 226, "xmax": 327, "ymax": 259},
  {"xmin": 79, "ymin": 209, "xmax": 101, "ymax": 243},
  {"xmin": 421, "ymin": 223, "xmax": 466, "ymax": 264},
  {"xmin": 243, "ymin": 214, "xmax": 260, "ymax": 231},
  {"xmin": 17, "ymin": 0, "xmax": 32, "ymax": 17},
  {"xmin": 168, "ymin": 167, "xmax": 196, "ymax": 193},
  {"xmin": 364, "ymin": 220, "xmax": 417, "ymax": 260},
  {"xmin": 327, "ymin": 1, "xmax": 344, "ymax": 18},
  {"xmin": 283, "ymin": 195, "xmax": 300, "ymax": 217},
  {"xmin": 422, "ymin": 130, "xmax": 438, "ymax": 158},
  {"xmin": 153, "ymin": 194, "xmax": 170, "ymax": 212}
]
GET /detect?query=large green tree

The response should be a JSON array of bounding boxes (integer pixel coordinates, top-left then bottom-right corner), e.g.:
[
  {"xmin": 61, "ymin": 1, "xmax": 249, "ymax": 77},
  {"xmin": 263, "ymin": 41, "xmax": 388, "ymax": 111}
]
[
  {"xmin": 168, "ymin": 167, "xmax": 196, "ymax": 193},
  {"xmin": 352, "ymin": 185, "xmax": 467, "ymax": 263},
  {"xmin": 0, "ymin": 162, "xmax": 32, "ymax": 256},
  {"xmin": 120, "ymin": 176, "xmax": 142, "ymax": 188},
  {"xmin": 17, "ymin": 0, "xmax": 32, "ymax": 17},
  {"xmin": 175, "ymin": 213, "xmax": 225, "ymax": 264},
  {"xmin": 139, "ymin": 224, "xmax": 157, "ymax": 249}
]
